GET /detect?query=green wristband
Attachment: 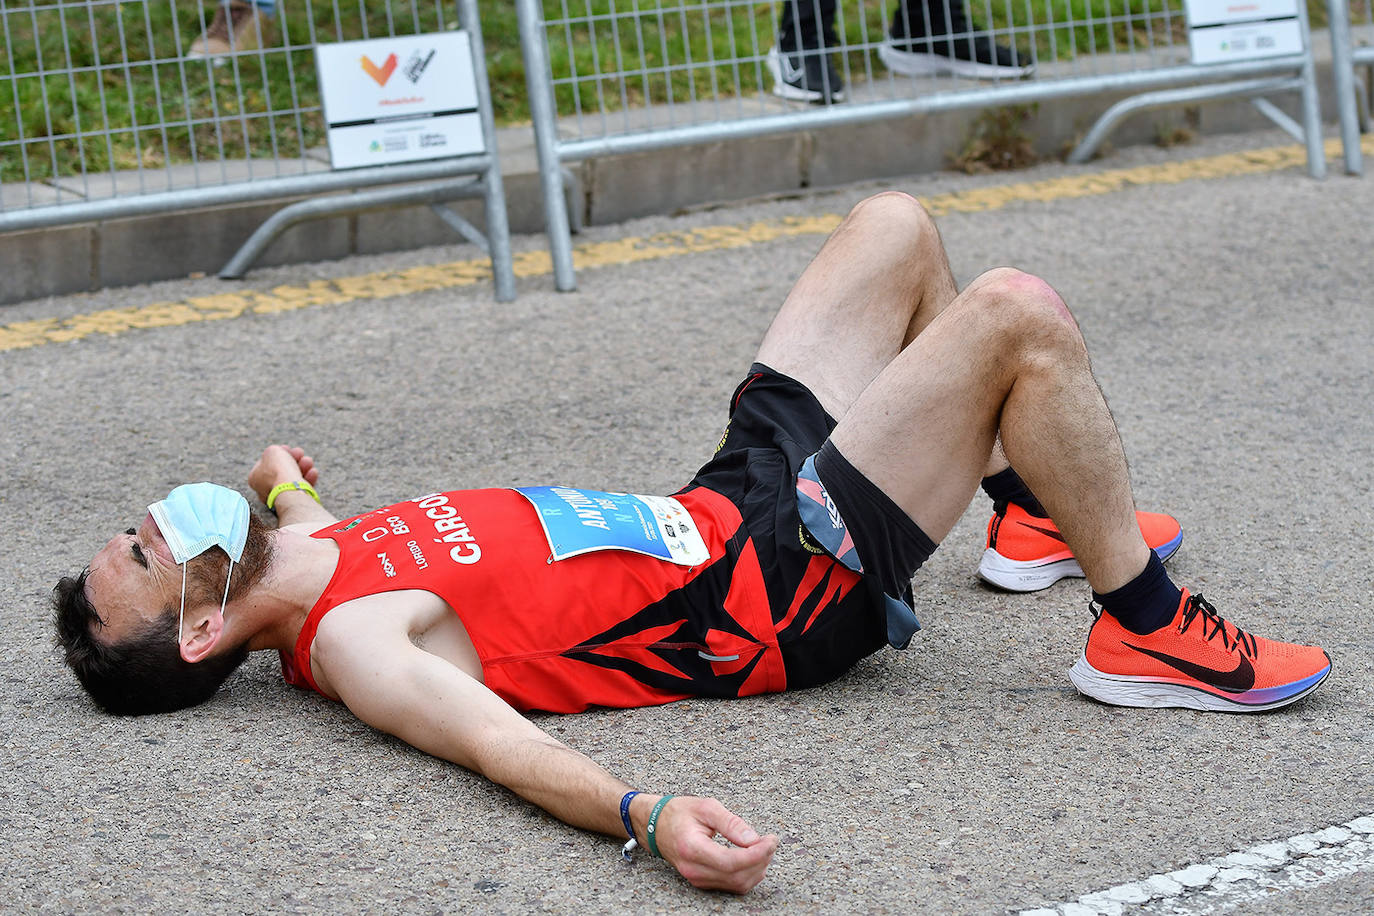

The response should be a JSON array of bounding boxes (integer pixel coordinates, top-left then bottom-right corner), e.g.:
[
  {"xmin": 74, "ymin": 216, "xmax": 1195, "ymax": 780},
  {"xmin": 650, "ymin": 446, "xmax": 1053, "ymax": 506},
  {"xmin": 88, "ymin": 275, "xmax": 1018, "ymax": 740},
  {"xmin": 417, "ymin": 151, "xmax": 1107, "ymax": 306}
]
[
  {"xmin": 645, "ymin": 795, "xmax": 677, "ymax": 858},
  {"xmin": 266, "ymin": 479, "xmax": 320, "ymax": 511}
]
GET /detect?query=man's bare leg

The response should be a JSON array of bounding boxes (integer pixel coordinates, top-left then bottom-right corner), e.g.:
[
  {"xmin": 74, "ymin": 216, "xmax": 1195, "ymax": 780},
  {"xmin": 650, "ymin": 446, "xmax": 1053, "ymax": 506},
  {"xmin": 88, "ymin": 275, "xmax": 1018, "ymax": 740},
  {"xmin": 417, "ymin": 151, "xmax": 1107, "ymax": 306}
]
[
  {"xmin": 780, "ymin": 196, "xmax": 1331, "ymax": 712},
  {"xmin": 755, "ymin": 191, "xmax": 957, "ymax": 418},
  {"xmin": 755, "ymin": 191, "xmax": 1012, "ymax": 479},
  {"xmin": 829, "ymin": 266, "xmax": 1147, "ymax": 592},
  {"xmin": 828, "ymin": 265, "xmax": 1332, "ymax": 712}
]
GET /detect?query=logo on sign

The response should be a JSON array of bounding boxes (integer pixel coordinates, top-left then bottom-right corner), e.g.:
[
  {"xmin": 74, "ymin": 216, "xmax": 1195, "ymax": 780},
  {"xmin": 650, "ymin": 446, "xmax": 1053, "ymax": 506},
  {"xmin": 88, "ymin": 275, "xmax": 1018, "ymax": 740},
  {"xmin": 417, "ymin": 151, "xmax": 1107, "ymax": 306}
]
[
  {"xmin": 404, "ymin": 49, "xmax": 436, "ymax": 84},
  {"xmin": 361, "ymin": 52, "xmax": 398, "ymax": 86}
]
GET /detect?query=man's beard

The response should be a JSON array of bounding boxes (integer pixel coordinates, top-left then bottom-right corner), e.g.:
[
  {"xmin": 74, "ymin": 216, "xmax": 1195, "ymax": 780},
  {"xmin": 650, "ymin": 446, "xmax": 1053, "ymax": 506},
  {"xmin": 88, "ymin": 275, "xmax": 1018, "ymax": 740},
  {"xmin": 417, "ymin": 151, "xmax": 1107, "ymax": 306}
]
[{"xmin": 182, "ymin": 513, "xmax": 274, "ymax": 609}]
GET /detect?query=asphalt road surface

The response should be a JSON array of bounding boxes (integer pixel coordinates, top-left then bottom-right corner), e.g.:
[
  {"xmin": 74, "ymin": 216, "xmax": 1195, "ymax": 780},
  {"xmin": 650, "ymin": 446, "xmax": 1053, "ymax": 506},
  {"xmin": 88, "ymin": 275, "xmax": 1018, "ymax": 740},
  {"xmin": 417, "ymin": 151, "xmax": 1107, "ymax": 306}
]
[{"xmin": 2, "ymin": 129, "xmax": 1371, "ymax": 914}]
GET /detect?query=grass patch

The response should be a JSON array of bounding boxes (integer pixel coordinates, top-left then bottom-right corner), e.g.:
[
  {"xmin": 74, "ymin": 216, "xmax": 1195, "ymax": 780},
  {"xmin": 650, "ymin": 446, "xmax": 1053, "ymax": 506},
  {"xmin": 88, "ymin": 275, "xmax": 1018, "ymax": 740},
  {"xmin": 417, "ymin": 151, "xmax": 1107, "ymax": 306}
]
[
  {"xmin": 541, "ymin": 0, "xmax": 1193, "ymax": 118},
  {"xmin": 1, "ymin": 0, "xmax": 1325, "ymax": 182}
]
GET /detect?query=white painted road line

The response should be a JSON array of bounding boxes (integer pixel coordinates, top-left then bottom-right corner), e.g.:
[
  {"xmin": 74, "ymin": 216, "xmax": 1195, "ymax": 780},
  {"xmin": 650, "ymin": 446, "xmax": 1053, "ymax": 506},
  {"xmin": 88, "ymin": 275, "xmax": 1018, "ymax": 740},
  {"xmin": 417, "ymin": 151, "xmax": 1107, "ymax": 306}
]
[{"xmin": 1021, "ymin": 814, "xmax": 1374, "ymax": 915}]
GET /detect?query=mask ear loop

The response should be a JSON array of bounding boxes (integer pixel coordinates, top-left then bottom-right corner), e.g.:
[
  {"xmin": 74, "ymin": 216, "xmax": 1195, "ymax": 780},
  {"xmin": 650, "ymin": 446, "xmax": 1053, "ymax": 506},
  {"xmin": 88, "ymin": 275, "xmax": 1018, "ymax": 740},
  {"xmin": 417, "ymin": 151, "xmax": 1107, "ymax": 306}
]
[
  {"xmin": 219, "ymin": 559, "xmax": 235, "ymax": 621},
  {"xmin": 177, "ymin": 562, "xmax": 188, "ymax": 644},
  {"xmin": 175, "ymin": 558, "xmax": 235, "ymax": 652}
]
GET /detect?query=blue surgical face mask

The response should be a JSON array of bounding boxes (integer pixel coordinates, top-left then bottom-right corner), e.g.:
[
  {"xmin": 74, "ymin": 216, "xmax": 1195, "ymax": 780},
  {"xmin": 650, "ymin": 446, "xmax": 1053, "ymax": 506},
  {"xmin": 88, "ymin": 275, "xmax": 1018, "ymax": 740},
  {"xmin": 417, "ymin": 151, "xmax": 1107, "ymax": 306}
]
[{"xmin": 148, "ymin": 482, "xmax": 250, "ymax": 643}]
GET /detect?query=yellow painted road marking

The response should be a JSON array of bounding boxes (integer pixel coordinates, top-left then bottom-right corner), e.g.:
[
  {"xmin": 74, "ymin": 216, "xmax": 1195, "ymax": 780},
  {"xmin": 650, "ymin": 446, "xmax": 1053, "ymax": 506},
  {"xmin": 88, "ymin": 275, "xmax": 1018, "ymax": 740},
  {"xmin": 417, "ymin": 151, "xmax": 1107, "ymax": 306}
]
[{"xmin": 2, "ymin": 135, "xmax": 1368, "ymax": 354}]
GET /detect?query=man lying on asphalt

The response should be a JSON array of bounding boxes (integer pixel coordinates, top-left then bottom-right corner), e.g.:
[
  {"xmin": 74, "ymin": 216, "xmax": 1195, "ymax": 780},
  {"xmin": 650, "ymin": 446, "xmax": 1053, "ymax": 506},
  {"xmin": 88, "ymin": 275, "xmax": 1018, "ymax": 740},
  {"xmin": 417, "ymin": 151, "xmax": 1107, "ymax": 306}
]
[{"xmin": 54, "ymin": 192, "xmax": 1331, "ymax": 894}]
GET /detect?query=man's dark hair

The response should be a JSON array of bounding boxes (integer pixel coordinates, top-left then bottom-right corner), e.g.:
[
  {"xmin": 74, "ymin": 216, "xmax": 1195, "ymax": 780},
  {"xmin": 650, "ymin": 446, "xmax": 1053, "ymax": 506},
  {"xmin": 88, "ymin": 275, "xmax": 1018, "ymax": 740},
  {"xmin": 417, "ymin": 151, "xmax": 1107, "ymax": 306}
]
[{"xmin": 53, "ymin": 570, "xmax": 251, "ymax": 715}]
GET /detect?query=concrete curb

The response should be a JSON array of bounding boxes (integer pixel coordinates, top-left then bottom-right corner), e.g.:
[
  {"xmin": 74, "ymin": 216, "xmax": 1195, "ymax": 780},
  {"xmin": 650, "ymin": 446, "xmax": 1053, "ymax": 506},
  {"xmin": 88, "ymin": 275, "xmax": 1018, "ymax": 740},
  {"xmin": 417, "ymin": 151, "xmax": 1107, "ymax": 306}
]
[{"xmin": 0, "ymin": 45, "xmax": 1363, "ymax": 306}]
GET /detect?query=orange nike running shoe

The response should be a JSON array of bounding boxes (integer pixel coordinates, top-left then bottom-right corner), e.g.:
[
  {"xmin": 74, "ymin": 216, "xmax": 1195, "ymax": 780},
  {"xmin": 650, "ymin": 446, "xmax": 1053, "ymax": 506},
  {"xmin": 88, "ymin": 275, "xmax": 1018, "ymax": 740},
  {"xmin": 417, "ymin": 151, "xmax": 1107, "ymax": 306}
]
[
  {"xmin": 1069, "ymin": 589, "xmax": 1331, "ymax": 712},
  {"xmin": 978, "ymin": 502, "xmax": 1183, "ymax": 592}
]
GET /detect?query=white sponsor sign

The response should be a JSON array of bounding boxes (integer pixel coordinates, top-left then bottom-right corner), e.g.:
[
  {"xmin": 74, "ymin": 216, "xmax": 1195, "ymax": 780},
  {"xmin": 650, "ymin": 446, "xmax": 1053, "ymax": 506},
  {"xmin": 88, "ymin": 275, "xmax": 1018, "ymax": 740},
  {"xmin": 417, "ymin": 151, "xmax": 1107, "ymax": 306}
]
[
  {"xmin": 1185, "ymin": 0, "xmax": 1302, "ymax": 64},
  {"xmin": 315, "ymin": 32, "xmax": 485, "ymax": 169}
]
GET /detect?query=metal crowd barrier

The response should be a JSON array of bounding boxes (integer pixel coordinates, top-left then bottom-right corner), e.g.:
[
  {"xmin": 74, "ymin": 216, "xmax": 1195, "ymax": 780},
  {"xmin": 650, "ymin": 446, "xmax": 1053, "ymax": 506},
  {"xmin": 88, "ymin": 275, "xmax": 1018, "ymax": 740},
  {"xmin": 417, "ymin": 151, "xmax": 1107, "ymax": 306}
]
[
  {"xmin": 1327, "ymin": 0, "xmax": 1374, "ymax": 175},
  {"xmin": 0, "ymin": 0, "xmax": 514, "ymax": 300},
  {"xmin": 518, "ymin": 0, "xmax": 1328, "ymax": 291}
]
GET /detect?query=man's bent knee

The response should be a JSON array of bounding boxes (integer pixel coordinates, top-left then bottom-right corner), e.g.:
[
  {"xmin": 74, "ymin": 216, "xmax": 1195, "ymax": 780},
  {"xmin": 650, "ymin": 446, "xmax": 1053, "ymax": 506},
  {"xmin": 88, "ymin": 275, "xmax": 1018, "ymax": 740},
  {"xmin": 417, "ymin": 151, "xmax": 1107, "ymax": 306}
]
[
  {"xmin": 831, "ymin": 192, "xmax": 946, "ymax": 289},
  {"xmin": 960, "ymin": 268, "xmax": 1083, "ymax": 353},
  {"xmin": 843, "ymin": 191, "xmax": 936, "ymax": 242}
]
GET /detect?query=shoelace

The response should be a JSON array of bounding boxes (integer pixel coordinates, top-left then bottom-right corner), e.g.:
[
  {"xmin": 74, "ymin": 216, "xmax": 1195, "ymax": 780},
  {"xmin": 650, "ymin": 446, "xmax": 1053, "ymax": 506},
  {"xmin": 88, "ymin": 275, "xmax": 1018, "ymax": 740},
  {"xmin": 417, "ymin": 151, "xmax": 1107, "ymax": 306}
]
[{"xmin": 1179, "ymin": 593, "xmax": 1258, "ymax": 657}]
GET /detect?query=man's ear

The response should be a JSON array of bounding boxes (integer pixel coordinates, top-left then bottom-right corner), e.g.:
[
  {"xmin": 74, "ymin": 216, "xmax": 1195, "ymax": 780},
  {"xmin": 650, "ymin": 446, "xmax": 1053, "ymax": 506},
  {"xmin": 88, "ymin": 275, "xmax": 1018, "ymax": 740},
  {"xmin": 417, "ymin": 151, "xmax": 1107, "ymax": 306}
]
[{"xmin": 180, "ymin": 607, "xmax": 225, "ymax": 664}]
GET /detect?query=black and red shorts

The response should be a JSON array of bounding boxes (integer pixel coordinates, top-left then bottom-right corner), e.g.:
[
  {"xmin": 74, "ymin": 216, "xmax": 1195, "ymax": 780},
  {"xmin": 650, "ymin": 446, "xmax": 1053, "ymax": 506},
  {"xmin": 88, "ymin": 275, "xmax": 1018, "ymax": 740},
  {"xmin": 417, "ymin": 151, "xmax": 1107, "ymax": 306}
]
[{"xmin": 683, "ymin": 364, "xmax": 936, "ymax": 690}]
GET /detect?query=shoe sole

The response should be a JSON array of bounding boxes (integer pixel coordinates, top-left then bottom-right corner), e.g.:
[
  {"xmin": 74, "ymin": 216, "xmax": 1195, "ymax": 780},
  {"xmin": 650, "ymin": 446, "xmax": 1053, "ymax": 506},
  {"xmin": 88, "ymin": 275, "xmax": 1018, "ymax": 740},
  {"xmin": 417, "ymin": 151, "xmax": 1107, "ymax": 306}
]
[
  {"xmin": 773, "ymin": 83, "xmax": 839, "ymax": 103},
  {"xmin": 1068, "ymin": 654, "xmax": 1332, "ymax": 712},
  {"xmin": 978, "ymin": 529, "xmax": 1183, "ymax": 593},
  {"xmin": 766, "ymin": 47, "xmax": 845, "ymax": 103},
  {"xmin": 878, "ymin": 42, "xmax": 1034, "ymax": 79}
]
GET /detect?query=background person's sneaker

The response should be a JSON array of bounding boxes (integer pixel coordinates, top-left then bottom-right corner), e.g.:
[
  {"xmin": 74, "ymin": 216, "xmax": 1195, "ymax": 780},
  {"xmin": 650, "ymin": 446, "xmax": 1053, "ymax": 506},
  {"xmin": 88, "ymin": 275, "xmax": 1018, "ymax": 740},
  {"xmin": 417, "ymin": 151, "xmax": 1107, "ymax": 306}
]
[
  {"xmin": 978, "ymin": 502, "xmax": 1182, "ymax": 592},
  {"xmin": 881, "ymin": 0, "xmax": 1032, "ymax": 79},
  {"xmin": 880, "ymin": 34, "xmax": 1033, "ymax": 78},
  {"xmin": 189, "ymin": 1, "xmax": 274, "ymax": 57},
  {"xmin": 766, "ymin": 46, "xmax": 846, "ymax": 104},
  {"xmin": 1069, "ymin": 590, "xmax": 1332, "ymax": 712}
]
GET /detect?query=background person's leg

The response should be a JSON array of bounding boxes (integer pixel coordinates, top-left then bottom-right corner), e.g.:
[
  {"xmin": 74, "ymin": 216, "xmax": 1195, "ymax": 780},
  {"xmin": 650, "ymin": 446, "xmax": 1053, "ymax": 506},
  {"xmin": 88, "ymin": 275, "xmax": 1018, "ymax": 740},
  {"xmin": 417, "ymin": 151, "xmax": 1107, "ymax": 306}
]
[
  {"xmin": 778, "ymin": 0, "xmax": 839, "ymax": 54},
  {"xmin": 769, "ymin": 0, "xmax": 845, "ymax": 103}
]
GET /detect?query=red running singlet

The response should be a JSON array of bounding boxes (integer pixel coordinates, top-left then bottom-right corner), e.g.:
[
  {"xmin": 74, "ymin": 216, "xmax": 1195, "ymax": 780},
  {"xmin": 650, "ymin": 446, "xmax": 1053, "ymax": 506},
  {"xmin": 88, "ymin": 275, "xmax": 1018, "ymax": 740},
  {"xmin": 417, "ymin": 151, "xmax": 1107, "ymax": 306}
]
[{"xmin": 280, "ymin": 487, "xmax": 791, "ymax": 713}]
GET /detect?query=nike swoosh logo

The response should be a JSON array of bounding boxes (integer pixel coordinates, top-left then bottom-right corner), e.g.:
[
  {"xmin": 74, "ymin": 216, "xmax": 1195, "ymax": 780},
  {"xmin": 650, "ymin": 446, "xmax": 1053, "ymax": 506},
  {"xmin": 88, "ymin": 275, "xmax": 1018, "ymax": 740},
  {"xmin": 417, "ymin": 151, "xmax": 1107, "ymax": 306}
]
[
  {"xmin": 1122, "ymin": 643, "xmax": 1256, "ymax": 693},
  {"xmin": 1020, "ymin": 521, "xmax": 1066, "ymax": 544}
]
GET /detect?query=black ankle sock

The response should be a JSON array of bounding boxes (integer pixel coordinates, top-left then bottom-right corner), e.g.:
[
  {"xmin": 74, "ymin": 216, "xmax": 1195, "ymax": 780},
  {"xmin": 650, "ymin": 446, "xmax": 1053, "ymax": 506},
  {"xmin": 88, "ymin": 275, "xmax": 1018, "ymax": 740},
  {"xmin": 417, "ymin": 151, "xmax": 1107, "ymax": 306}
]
[
  {"xmin": 1092, "ymin": 551, "xmax": 1182, "ymax": 635},
  {"xmin": 980, "ymin": 468, "xmax": 1048, "ymax": 518}
]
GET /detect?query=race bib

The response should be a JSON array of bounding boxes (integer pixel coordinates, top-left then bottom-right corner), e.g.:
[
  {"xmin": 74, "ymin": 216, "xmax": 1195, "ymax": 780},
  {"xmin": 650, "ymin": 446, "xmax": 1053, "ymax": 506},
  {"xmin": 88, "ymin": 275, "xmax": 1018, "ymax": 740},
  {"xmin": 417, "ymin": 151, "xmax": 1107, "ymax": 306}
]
[{"xmin": 514, "ymin": 486, "xmax": 711, "ymax": 566}]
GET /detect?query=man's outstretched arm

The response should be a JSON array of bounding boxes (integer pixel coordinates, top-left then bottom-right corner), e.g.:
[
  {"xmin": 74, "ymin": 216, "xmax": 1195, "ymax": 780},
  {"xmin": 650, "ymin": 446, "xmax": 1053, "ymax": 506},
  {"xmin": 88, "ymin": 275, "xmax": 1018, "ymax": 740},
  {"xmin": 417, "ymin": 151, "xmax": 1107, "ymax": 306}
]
[
  {"xmin": 246, "ymin": 444, "xmax": 338, "ymax": 529},
  {"xmin": 315, "ymin": 613, "xmax": 778, "ymax": 893}
]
